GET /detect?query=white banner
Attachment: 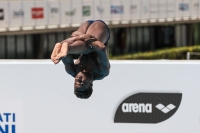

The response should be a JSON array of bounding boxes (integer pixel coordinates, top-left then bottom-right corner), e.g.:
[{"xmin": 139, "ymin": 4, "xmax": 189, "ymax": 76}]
[
  {"xmin": 0, "ymin": 1, "xmax": 8, "ymax": 28},
  {"xmin": 48, "ymin": 0, "xmax": 59, "ymax": 25},
  {"xmin": 110, "ymin": 0, "xmax": 122, "ymax": 21},
  {"xmin": 176, "ymin": 0, "xmax": 183, "ymax": 18},
  {"xmin": 158, "ymin": 0, "xmax": 166, "ymax": 19},
  {"xmin": 101, "ymin": 0, "xmax": 111, "ymax": 22},
  {"xmin": 71, "ymin": 0, "xmax": 82, "ymax": 25},
  {"xmin": 0, "ymin": 61, "xmax": 200, "ymax": 133},
  {"xmin": 191, "ymin": 0, "xmax": 199, "ymax": 18},
  {"xmin": 130, "ymin": 0, "xmax": 140, "ymax": 20},
  {"xmin": 167, "ymin": 0, "xmax": 176, "ymax": 18},
  {"xmin": 34, "ymin": 0, "xmax": 47, "ymax": 26},
  {"xmin": 82, "ymin": 0, "xmax": 94, "ymax": 22},
  {"xmin": 22, "ymin": 1, "xmax": 35, "ymax": 27},
  {"xmin": 9, "ymin": 1, "xmax": 23, "ymax": 28},
  {"xmin": 182, "ymin": 0, "xmax": 191, "ymax": 17},
  {"xmin": 121, "ymin": 0, "xmax": 131, "ymax": 21},
  {"xmin": 140, "ymin": 0, "xmax": 149, "ymax": 20},
  {"xmin": 149, "ymin": 0, "xmax": 158, "ymax": 19},
  {"xmin": 60, "ymin": 0, "xmax": 71, "ymax": 26},
  {"xmin": 94, "ymin": 0, "xmax": 102, "ymax": 20}
]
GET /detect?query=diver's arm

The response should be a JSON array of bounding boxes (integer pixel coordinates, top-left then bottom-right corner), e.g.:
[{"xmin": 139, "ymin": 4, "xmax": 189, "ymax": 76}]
[
  {"xmin": 61, "ymin": 55, "xmax": 77, "ymax": 78},
  {"xmin": 91, "ymin": 41, "xmax": 110, "ymax": 80}
]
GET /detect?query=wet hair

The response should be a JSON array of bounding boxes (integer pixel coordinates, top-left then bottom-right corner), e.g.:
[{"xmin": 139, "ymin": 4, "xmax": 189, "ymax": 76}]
[{"xmin": 74, "ymin": 84, "xmax": 93, "ymax": 99}]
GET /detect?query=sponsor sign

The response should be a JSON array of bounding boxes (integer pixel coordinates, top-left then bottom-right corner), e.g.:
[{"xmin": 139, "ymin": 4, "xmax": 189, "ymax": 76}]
[
  {"xmin": 50, "ymin": 8, "xmax": 58, "ymax": 15},
  {"xmin": 82, "ymin": 6, "xmax": 91, "ymax": 16},
  {"xmin": 65, "ymin": 9, "xmax": 76, "ymax": 16},
  {"xmin": 111, "ymin": 0, "xmax": 122, "ymax": 21},
  {"xmin": 140, "ymin": 0, "xmax": 149, "ymax": 19},
  {"xmin": 22, "ymin": 1, "xmax": 35, "ymax": 27},
  {"xmin": 130, "ymin": 0, "xmax": 140, "ymax": 20},
  {"xmin": 48, "ymin": 1, "xmax": 59, "ymax": 25},
  {"xmin": 12, "ymin": 9, "xmax": 24, "ymax": 19},
  {"xmin": 176, "ymin": 0, "xmax": 183, "ymax": 18},
  {"xmin": 182, "ymin": 0, "xmax": 191, "ymax": 17},
  {"xmin": 179, "ymin": 3, "xmax": 189, "ymax": 11},
  {"xmin": 82, "ymin": 0, "xmax": 93, "ymax": 23},
  {"xmin": 32, "ymin": 8, "xmax": 44, "ymax": 19},
  {"xmin": 111, "ymin": 6, "xmax": 123, "ymax": 14},
  {"xmin": 9, "ymin": 1, "xmax": 23, "ymax": 27},
  {"xmin": 0, "ymin": 9, "xmax": 4, "ymax": 20},
  {"xmin": 34, "ymin": 1, "xmax": 47, "ymax": 26},
  {"xmin": 114, "ymin": 93, "xmax": 182, "ymax": 123}
]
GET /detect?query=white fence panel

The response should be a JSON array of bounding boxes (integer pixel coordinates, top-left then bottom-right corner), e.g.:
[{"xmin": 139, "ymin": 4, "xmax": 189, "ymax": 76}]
[
  {"xmin": 101, "ymin": 0, "xmax": 111, "ymax": 22},
  {"xmin": 130, "ymin": 0, "xmax": 140, "ymax": 21},
  {"xmin": 47, "ymin": 0, "xmax": 59, "ymax": 26},
  {"xmin": 22, "ymin": 1, "xmax": 35, "ymax": 27},
  {"xmin": 71, "ymin": 0, "xmax": 82, "ymax": 25},
  {"xmin": 140, "ymin": 0, "xmax": 150, "ymax": 20},
  {"xmin": 94, "ymin": 0, "xmax": 102, "ymax": 20},
  {"xmin": 167, "ymin": 0, "xmax": 176, "ymax": 19},
  {"xmin": 121, "ymin": 0, "xmax": 131, "ymax": 21},
  {"xmin": 82, "ymin": 0, "xmax": 94, "ymax": 22},
  {"xmin": 191, "ymin": 0, "xmax": 199, "ymax": 19},
  {"xmin": 182, "ymin": 0, "xmax": 191, "ymax": 18},
  {"xmin": 176, "ymin": 0, "xmax": 184, "ymax": 20},
  {"xmin": 60, "ymin": 0, "xmax": 71, "ymax": 27},
  {"xmin": 110, "ymin": 0, "xmax": 122, "ymax": 21},
  {"xmin": 149, "ymin": 0, "xmax": 158, "ymax": 19},
  {"xmin": 34, "ymin": 0, "xmax": 47, "ymax": 27},
  {"xmin": 158, "ymin": 0, "xmax": 167, "ymax": 19},
  {"xmin": 8, "ymin": 0, "xmax": 23, "ymax": 28}
]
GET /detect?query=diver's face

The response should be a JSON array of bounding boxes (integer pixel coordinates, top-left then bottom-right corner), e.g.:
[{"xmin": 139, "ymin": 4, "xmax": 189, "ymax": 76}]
[{"xmin": 74, "ymin": 71, "xmax": 93, "ymax": 92}]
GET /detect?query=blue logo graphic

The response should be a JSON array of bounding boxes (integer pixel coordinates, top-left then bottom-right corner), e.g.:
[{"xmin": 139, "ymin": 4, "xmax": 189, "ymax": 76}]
[
  {"xmin": 0, "ymin": 113, "xmax": 16, "ymax": 133},
  {"xmin": 179, "ymin": 3, "xmax": 189, "ymax": 11},
  {"xmin": 111, "ymin": 5, "xmax": 123, "ymax": 14}
]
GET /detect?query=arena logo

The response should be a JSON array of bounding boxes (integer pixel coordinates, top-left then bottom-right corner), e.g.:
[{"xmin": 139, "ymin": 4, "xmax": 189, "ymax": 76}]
[
  {"xmin": 0, "ymin": 113, "xmax": 16, "ymax": 133},
  {"xmin": 114, "ymin": 93, "xmax": 182, "ymax": 123},
  {"xmin": 0, "ymin": 9, "xmax": 4, "ymax": 20}
]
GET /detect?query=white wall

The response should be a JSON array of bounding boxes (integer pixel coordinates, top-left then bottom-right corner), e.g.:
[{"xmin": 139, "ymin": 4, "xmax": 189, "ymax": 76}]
[{"xmin": 0, "ymin": 60, "xmax": 199, "ymax": 133}]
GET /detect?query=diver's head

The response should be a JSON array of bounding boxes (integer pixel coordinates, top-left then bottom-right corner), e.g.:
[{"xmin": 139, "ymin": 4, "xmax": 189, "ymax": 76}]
[{"xmin": 74, "ymin": 71, "xmax": 93, "ymax": 99}]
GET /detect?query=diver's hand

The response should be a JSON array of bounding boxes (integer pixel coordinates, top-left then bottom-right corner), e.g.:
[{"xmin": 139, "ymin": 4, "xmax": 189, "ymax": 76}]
[{"xmin": 51, "ymin": 42, "xmax": 69, "ymax": 64}]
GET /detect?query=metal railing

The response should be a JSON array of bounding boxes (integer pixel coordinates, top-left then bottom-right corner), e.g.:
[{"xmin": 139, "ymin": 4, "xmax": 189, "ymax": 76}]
[{"xmin": 187, "ymin": 52, "xmax": 200, "ymax": 60}]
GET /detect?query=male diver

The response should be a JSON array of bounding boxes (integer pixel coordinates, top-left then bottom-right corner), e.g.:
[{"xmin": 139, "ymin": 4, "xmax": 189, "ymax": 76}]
[{"xmin": 51, "ymin": 20, "xmax": 110, "ymax": 99}]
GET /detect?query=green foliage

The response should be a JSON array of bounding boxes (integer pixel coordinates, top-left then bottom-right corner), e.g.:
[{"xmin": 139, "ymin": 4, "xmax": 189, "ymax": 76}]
[{"xmin": 110, "ymin": 45, "xmax": 200, "ymax": 60}]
